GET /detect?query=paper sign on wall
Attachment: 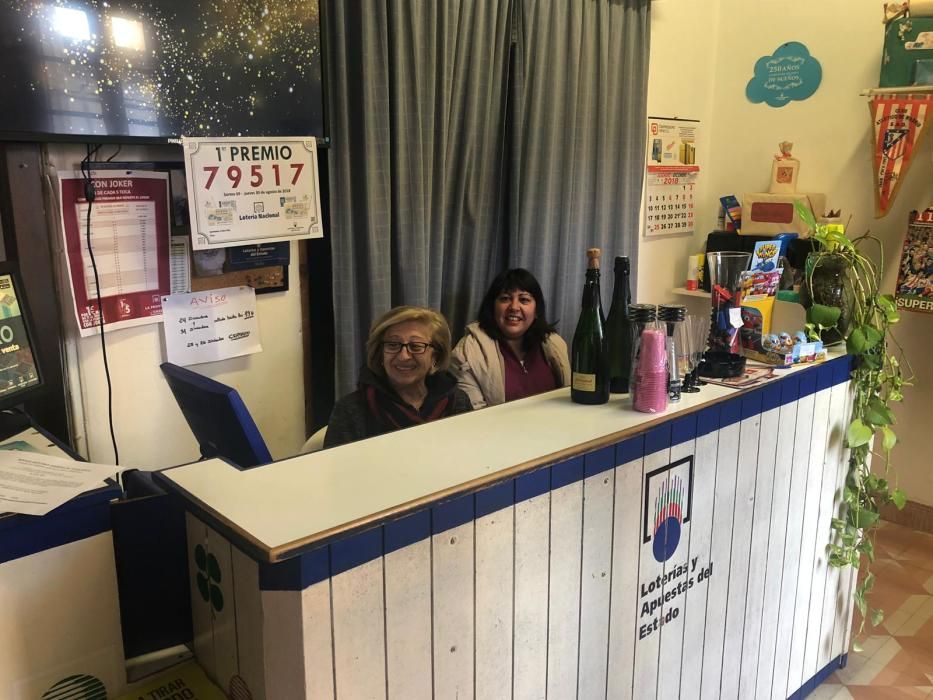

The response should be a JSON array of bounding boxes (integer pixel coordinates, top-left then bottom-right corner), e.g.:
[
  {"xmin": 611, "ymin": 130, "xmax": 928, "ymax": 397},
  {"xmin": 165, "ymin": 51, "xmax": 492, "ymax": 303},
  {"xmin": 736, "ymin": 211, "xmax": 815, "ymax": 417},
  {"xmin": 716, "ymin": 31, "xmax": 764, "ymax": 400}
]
[
  {"xmin": 161, "ymin": 286, "xmax": 262, "ymax": 366},
  {"xmin": 746, "ymin": 42, "xmax": 822, "ymax": 108},
  {"xmin": 895, "ymin": 208, "xmax": 933, "ymax": 314},
  {"xmin": 182, "ymin": 136, "xmax": 323, "ymax": 250}
]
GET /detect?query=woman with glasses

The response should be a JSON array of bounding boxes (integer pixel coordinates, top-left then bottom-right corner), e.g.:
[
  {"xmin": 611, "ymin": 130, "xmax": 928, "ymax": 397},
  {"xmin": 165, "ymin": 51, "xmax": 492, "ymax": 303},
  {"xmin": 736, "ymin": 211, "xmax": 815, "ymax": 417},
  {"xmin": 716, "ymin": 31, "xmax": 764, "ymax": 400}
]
[
  {"xmin": 323, "ymin": 306, "xmax": 472, "ymax": 448},
  {"xmin": 452, "ymin": 269, "xmax": 570, "ymax": 409}
]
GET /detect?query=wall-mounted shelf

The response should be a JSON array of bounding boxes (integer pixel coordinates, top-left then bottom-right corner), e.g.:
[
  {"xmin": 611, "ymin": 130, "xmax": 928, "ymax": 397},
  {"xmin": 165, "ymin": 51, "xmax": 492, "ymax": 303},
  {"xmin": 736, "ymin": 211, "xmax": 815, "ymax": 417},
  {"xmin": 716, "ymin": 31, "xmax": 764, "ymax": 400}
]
[
  {"xmin": 859, "ymin": 86, "xmax": 933, "ymax": 96},
  {"xmin": 672, "ymin": 287, "xmax": 711, "ymax": 299}
]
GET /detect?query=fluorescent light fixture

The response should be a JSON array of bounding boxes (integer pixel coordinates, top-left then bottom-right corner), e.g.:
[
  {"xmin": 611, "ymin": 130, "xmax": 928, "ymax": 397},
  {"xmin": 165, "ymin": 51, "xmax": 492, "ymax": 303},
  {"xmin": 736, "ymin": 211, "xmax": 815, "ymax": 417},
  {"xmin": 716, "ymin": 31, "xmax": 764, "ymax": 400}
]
[
  {"xmin": 51, "ymin": 6, "xmax": 91, "ymax": 42},
  {"xmin": 111, "ymin": 16, "xmax": 145, "ymax": 51}
]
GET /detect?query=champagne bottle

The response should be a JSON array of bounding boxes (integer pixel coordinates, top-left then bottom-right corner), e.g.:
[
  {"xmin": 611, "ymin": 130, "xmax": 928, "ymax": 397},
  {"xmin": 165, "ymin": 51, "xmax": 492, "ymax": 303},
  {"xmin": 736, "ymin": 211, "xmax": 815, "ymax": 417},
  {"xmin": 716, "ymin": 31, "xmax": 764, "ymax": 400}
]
[
  {"xmin": 571, "ymin": 248, "xmax": 610, "ymax": 405},
  {"xmin": 605, "ymin": 256, "xmax": 634, "ymax": 393}
]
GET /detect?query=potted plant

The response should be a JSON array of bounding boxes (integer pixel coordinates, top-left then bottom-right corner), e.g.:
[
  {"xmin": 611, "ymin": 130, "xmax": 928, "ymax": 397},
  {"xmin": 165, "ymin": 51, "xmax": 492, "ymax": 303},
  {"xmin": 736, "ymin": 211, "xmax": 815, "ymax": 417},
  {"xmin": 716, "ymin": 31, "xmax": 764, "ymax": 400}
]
[{"xmin": 795, "ymin": 199, "xmax": 913, "ymax": 648}]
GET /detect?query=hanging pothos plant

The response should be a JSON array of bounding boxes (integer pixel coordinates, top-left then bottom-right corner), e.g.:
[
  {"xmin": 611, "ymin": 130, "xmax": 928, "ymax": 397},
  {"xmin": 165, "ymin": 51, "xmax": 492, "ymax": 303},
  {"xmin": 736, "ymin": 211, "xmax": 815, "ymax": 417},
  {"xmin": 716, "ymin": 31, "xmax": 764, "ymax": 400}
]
[{"xmin": 795, "ymin": 200, "xmax": 913, "ymax": 649}]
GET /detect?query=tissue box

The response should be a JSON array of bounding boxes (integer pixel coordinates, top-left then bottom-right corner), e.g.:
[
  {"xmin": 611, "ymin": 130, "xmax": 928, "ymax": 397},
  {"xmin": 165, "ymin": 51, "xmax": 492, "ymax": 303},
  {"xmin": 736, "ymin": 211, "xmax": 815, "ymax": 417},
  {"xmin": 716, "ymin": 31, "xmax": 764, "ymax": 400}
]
[
  {"xmin": 880, "ymin": 16, "xmax": 933, "ymax": 87},
  {"xmin": 741, "ymin": 192, "xmax": 826, "ymax": 237}
]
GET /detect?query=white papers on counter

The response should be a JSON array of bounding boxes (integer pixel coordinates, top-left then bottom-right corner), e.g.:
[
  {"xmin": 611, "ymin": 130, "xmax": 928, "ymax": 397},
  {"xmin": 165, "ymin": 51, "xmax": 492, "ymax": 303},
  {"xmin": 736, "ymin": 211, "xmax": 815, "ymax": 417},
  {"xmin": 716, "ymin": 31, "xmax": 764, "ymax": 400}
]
[
  {"xmin": 0, "ymin": 451, "xmax": 118, "ymax": 516},
  {"xmin": 161, "ymin": 286, "xmax": 262, "ymax": 366}
]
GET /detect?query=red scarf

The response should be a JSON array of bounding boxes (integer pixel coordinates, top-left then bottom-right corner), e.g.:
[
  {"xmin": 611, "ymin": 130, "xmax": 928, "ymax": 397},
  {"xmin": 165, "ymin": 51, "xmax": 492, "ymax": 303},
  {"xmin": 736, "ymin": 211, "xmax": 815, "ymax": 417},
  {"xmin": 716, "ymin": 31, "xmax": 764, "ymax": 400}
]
[{"xmin": 365, "ymin": 385, "xmax": 450, "ymax": 431}]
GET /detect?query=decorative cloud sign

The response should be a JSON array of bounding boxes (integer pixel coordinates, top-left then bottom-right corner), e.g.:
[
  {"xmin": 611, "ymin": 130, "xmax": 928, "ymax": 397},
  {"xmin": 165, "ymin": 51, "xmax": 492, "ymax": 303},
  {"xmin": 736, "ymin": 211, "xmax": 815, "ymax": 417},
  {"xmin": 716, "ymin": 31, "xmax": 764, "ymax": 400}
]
[{"xmin": 746, "ymin": 42, "xmax": 822, "ymax": 108}]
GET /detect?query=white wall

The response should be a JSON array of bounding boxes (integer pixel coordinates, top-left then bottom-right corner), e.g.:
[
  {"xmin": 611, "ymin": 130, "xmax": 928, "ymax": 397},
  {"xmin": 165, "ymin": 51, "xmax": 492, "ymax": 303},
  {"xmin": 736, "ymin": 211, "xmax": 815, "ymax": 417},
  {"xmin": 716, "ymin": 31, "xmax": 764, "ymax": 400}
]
[
  {"xmin": 640, "ymin": 0, "xmax": 723, "ymax": 316},
  {"xmin": 45, "ymin": 144, "xmax": 307, "ymax": 468},
  {"xmin": 647, "ymin": 0, "xmax": 933, "ymax": 504}
]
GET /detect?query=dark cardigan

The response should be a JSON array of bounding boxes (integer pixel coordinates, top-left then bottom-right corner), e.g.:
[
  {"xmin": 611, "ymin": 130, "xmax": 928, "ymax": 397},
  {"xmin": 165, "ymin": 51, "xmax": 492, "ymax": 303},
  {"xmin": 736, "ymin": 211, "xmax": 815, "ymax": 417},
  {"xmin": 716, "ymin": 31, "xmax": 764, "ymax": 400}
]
[{"xmin": 323, "ymin": 367, "xmax": 472, "ymax": 449}]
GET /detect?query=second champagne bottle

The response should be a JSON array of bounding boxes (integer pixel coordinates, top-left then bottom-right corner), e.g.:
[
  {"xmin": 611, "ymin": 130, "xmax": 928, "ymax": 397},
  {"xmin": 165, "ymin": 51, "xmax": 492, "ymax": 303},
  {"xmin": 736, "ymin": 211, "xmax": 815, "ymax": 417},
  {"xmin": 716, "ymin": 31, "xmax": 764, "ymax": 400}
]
[
  {"xmin": 605, "ymin": 256, "xmax": 634, "ymax": 393},
  {"xmin": 571, "ymin": 248, "xmax": 610, "ymax": 404}
]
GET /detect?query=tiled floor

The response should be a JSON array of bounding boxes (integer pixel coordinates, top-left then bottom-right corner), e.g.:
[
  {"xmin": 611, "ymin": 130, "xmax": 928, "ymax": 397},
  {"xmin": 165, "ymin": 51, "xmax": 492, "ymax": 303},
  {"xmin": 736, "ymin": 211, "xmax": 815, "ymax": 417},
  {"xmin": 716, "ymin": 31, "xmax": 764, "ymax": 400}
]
[{"xmin": 812, "ymin": 520, "xmax": 933, "ymax": 699}]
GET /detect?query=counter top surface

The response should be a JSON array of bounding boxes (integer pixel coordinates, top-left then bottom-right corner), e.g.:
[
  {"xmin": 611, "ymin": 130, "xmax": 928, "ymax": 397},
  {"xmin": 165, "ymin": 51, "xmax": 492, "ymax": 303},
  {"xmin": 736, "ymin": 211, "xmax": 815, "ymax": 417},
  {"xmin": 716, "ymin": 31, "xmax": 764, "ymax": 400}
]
[{"xmin": 158, "ymin": 352, "xmax": 844, "ymax": 561}]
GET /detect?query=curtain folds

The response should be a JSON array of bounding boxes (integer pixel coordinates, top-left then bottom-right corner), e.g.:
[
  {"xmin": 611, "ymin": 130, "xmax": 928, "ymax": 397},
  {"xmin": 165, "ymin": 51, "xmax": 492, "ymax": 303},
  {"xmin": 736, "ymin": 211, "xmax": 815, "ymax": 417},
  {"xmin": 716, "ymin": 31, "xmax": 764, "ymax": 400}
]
[
  {"xmin": 326, "ymin": 0, "xmax": 650, "ymax": 396},
  {"xmin": 511, "ymin": 0, "xmax": 650, "ymax": 336},
  {"xmin": 327, "ymin": 0, "xmax": 514, "ymax": 394}
]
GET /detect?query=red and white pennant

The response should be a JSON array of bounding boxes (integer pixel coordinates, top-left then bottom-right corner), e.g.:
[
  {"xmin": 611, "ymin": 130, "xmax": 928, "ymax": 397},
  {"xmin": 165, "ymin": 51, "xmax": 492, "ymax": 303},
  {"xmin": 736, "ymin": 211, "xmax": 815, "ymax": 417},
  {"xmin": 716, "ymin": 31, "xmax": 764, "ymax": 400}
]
[{"xmin": 870, "ymin": 93, "xmax": 933, "ymax": 217}]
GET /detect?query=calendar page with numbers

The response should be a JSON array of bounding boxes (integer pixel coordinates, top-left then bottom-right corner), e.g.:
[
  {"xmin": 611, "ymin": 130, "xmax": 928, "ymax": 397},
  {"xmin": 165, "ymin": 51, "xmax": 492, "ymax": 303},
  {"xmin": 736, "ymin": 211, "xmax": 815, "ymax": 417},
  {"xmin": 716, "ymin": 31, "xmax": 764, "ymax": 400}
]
[{"xmin": 645, "ymin": 117, "xmax": 701, "ymax": 237}]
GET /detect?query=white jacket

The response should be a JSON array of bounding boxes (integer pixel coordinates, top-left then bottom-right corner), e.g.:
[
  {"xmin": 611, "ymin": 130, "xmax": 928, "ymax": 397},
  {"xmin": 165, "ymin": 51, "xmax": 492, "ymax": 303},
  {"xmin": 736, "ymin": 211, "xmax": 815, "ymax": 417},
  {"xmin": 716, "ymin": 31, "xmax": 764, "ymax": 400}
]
[{"xmin": 451, "ymin": 322, "xmax": 571, "ymax": 409}]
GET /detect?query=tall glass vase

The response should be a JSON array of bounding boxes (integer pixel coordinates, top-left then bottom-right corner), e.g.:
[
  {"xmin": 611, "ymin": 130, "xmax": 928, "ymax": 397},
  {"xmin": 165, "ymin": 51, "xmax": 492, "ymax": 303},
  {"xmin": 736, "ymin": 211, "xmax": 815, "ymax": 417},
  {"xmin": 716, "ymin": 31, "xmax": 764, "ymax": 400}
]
[
  {"xmin": 801, "ymin": 252, "xmax": 849, "ymax": 345},
  {"xmin": 706, "ymin": 251, "xmax": 751, "ymax": 353}
]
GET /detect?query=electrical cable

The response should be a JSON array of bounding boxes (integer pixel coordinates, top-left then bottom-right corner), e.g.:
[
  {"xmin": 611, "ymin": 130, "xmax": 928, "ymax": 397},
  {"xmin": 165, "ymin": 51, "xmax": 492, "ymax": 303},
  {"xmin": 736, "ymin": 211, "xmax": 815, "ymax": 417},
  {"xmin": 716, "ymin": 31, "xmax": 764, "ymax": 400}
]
[{"xmin": 81, "ymin": 143, "xmax": 120, "ymax": 468}]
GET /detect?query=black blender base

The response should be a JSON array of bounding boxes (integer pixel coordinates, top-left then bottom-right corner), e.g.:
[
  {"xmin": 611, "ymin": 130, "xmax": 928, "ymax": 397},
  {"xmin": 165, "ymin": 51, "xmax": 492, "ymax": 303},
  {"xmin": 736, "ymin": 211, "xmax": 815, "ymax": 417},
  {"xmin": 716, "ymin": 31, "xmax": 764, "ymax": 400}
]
[{"xmin": 698, "ymin": 351, "xmax": 746, "ymax": 379}]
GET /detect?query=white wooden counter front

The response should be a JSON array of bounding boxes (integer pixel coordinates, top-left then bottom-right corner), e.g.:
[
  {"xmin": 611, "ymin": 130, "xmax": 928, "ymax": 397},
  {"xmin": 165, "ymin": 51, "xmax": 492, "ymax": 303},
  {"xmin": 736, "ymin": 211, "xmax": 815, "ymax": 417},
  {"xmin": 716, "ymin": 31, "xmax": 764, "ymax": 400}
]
[{"xmin": 158, "ymin": 353, "xmax": 855, "ymax": 700}]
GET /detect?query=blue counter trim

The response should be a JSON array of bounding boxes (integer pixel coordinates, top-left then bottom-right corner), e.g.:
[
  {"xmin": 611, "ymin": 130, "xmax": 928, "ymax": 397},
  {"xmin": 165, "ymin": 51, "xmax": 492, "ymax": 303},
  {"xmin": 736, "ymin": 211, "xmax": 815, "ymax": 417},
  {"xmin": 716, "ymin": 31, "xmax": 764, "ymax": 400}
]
[
  {"xmin": 787, "ymin": 653, "xmax": 846, "ymax": 699},
  {"xmin": 696, "ymin": 404, "xmax": 721, "ymax": 438},
  {"xmin": 259, "ymin": 544, "xmax": 329, "ymax": 590},
  {"xmin": 741, "ymin": 390, "xmax": 764, "ymax": 421},
  {"xmin": 720, "ymin": 396, "xmax": 743, "ymax": 428},
  {"xmin": 258, "ymin": 356, "xmax": 855, "ymax": 589},
  {"xmin": 645, "ymin": 423, "xmax": 671, "ymax": 455},
  {"xmin": 552, "ymin": 455, "xmax": 584, "ymax": 490},
  {"xmin": 432, "ymin": 492, "xmax": 474, "ymax": 534},
  {"xmin": 476, "ymin": 480, "xmax": 514, "ymax": 519},
  {"xmin": 584, "ymin": 446, "xmax": 615, "ymax": 478},
  {"xmin": 617, "ymin": 435, "xmax": 644, "ymax": 465},
  {"xmin": 817, "ymin": 361, "xmax": 835, "ymax": 392},
  {"xmin": 671, "ymin": 413, "xmax": 697, "ymax": 447},
  {"xmin": 799, "ymin": 369, "xmax": 818, "ymax": 399},
  {"xmin": 0, "ymin": 485, "xmax": 120, "ymax": 564},
  {"xmin": 330, "ymin": 527, "xmax": 383, "ymax": 577},
  {"xmin": 762, "ymin": 382, "xmax": 782, "ymax": 413},
  {"xmin": 384, "ymin": 509, "xmax": 431, "ymax": 555},
  {"xmin": 781, "ymin": 372, "xmax": 801, "ymax": 406},
  {"xmin": 515, "ymin": 467, "xmax": 550, "ymax": 503},
  {"xmin": 833, "ymin": 355, "xmax": 852, "ymax": 384}
]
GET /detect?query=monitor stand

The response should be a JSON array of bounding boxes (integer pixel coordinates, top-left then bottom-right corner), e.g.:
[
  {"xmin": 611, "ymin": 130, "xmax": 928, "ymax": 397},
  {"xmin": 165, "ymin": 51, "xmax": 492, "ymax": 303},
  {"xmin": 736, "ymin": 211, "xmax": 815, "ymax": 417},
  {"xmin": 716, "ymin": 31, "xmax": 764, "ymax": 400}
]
[{"xmin": 0, "ymin": 409, "xmax": 33, "ymax": 443}]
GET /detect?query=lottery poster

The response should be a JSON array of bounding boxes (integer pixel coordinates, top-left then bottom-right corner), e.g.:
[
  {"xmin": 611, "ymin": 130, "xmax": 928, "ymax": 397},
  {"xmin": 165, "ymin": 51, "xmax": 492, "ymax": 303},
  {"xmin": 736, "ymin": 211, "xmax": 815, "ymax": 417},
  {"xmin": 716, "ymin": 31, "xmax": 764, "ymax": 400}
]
[
  {"xmin": 58, "ymin": 171, "xmax": 171, "ymax": 336},
  {"xmin": 183, "ymin": 136, "xmax": 323, "ymax": 250},
  {"xmin": 645, "ymin": 117, "xmax": 701, "ymax": 237},
  {"xmin": 894, "ymin": 208, "xmax": 933, "ymax": 314}
]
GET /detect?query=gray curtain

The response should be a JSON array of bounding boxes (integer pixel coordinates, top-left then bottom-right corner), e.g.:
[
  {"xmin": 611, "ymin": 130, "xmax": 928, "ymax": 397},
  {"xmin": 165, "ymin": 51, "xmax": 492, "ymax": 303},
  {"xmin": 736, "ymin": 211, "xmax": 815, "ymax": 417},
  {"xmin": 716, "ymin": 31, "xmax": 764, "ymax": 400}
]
[
  {"xmin": 510, "ymin": 0, "xmax": 650, "ymax": 338},
  {"xmin": 326, "ymin": 0, "xmax": 650, "ymax": 396},
  {"xmin": 327, "ymin": 1, "xmax": 514, "ymax": 395}
]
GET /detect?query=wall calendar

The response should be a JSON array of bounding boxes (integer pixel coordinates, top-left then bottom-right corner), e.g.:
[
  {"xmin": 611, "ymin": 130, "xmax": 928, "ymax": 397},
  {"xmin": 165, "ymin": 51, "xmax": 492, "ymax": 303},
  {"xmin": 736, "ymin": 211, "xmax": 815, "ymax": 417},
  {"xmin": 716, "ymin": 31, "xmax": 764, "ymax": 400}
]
[{"xmin": 645, "ymin": 117, "xmax": 701, "ymax": 238}]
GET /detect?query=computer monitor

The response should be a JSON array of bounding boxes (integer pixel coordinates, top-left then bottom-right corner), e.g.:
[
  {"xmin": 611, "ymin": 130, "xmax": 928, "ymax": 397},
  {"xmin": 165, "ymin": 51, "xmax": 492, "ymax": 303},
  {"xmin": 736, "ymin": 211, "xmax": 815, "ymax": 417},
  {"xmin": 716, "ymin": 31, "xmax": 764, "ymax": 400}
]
[
  {"xmin": 160, "ymin": 362, "xmax": 271, "ymax": 468},
  {"xmin": 0, "ymin": 263, "xmax": 43, "ymax": 411}
]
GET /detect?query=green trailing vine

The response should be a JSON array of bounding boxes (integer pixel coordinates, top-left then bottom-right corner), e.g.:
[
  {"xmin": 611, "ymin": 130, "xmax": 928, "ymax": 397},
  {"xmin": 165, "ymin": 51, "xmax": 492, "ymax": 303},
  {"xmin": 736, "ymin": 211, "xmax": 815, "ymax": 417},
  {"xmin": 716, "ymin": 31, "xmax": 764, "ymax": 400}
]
[{"xmin": 795, "ymin": 200, "xmax": 913, "ymax": 649}]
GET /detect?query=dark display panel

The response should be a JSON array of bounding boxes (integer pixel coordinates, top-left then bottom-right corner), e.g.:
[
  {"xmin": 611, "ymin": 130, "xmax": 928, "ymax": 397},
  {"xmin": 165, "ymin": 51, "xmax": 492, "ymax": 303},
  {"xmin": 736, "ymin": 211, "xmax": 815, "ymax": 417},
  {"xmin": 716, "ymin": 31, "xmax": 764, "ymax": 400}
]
[
  {"xmin": 0, "ymin": 1, "xmax": 323, "ymax": 141},
  {"xmin": 0, "ymin": 272, "xmax": 41, "ymax": 403}
]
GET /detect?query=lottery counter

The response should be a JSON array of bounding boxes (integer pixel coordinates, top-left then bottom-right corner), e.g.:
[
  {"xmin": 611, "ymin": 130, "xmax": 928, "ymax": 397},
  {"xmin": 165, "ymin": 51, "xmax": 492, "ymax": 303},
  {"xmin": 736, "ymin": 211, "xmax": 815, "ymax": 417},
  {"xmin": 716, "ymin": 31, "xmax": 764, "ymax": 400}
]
[{"xmin": 157, "ymin": 352, "xmax": 854, "ymax": 700}]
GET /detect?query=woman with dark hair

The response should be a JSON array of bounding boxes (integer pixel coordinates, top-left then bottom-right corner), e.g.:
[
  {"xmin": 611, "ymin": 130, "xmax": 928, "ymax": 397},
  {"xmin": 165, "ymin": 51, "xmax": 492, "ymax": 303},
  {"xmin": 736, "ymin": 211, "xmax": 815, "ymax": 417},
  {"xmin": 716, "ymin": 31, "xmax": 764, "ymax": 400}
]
[
  {"xmin": 452, "ymin": 269, "xmax": 570, "ymax": 409},
  {"xmin": 324, "ymin": 306, "xmax": 472, "ymax": 448}
]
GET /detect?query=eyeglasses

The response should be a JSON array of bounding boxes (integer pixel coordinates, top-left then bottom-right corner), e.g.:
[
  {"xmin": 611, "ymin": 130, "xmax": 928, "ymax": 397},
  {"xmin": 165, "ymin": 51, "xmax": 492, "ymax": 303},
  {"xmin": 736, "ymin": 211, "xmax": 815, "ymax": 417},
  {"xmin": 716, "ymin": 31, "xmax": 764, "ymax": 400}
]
[{"xmin": 382, "ymin": 340, "xmax": 434, "ymax": 355}]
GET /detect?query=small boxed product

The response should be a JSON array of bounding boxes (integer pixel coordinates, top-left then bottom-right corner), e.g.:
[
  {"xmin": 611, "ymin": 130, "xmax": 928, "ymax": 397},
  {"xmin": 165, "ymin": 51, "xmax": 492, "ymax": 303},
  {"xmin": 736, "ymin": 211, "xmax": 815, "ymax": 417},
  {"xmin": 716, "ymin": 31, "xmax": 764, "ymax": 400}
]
[{"xmin": 741, "ymin": 330, "xmax": 826, "ymax": 367}]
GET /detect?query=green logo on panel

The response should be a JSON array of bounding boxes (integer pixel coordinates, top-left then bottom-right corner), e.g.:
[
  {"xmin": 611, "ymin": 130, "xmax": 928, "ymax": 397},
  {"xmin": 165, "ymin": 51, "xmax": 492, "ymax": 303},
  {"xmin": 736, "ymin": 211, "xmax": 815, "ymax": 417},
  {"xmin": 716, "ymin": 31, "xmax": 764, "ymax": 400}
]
[
  {"xmin": 42, "ymin": 675, "xmax": 107, "ymax": 699},
  {"xmin": 194, "ymin": 543, "xmax": 224, "ymax": 612}
]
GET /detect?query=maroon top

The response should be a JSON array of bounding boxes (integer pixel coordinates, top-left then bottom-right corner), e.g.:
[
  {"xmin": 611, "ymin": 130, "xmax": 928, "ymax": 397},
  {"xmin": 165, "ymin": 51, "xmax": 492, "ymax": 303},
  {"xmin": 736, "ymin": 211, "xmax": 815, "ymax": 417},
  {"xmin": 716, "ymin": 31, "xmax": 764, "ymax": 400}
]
[{"xmin": 500, "ymin": 340, "xmax": 558, "ymax": 402}]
